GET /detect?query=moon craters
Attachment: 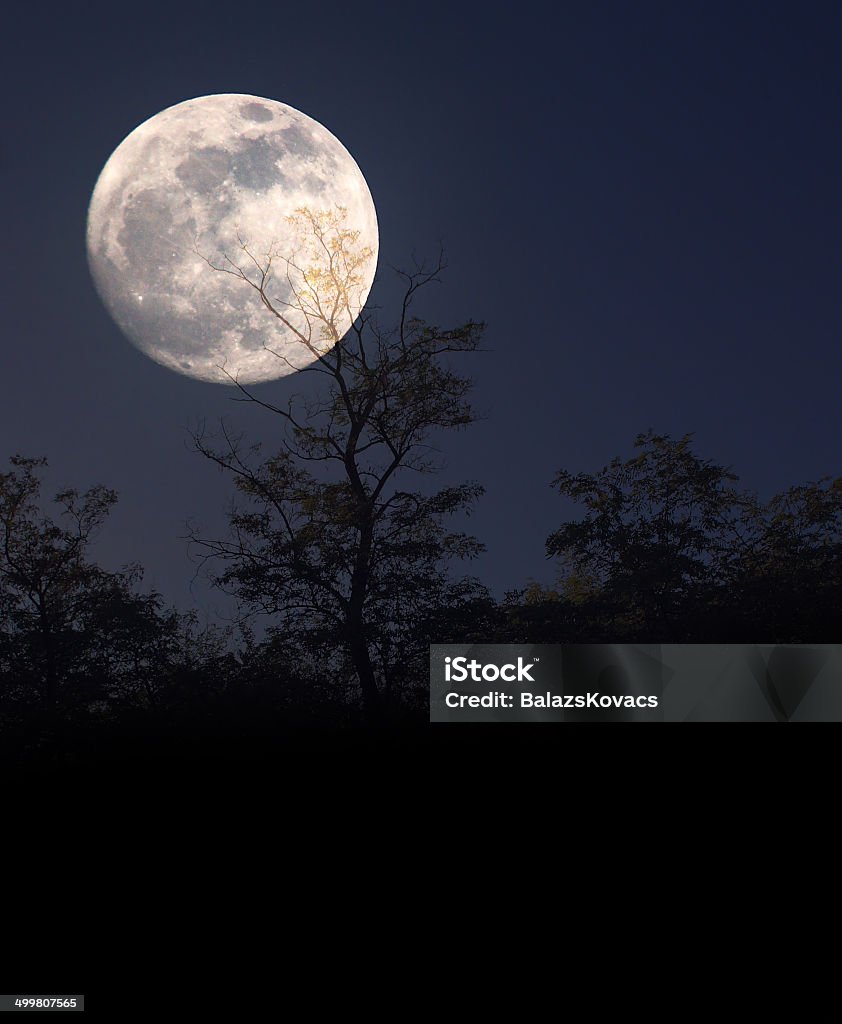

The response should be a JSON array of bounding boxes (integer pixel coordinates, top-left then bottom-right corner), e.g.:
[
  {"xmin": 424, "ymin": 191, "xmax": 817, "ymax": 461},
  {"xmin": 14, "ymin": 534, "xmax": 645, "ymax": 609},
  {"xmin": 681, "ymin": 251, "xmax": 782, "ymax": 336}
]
[{"xmin": 240, "ymin": 102, "xmax": 274, "ymax": 122}]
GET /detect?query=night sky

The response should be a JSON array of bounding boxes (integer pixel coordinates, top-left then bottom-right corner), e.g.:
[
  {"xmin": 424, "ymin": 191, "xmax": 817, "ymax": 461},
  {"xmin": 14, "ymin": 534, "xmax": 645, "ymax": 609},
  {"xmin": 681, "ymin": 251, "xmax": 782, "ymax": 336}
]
[{"xmin": 3, "ymin": 1, "xmax": 841, "ymax": 614}]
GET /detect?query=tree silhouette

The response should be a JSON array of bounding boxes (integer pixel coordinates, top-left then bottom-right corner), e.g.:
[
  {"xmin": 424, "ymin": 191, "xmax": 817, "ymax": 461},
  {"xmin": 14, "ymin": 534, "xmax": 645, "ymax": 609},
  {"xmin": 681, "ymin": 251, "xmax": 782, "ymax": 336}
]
[
  {"xmin": 546, "ymin": 432, "xmax": 748, "ymax": 639},
  {"xmin": 728, "ymin": 476, "xmax": 842, "ymax": 640},
  {"xmin": 190, "ymin": 206, "xmax": 487, "ymax": 715},
  {"xmin": 0, "ymin": 456, "xmax": 164, "ymax": 719},
  {"xmin": 544, "ymin": 432, "xmax": 842, "ymax": 641}
]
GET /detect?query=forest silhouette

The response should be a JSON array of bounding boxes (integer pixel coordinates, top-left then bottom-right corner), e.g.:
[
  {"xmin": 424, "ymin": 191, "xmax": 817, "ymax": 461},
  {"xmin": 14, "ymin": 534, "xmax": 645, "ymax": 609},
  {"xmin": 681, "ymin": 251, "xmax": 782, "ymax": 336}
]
[{"xmin": 2, "ymin": 210, "xmax": 840, "ymax": 762}]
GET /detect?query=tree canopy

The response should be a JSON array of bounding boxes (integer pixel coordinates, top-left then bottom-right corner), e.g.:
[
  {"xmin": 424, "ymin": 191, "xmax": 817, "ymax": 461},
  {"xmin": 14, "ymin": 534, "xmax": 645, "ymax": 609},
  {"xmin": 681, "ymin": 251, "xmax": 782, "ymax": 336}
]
[{"xmin": 540, "ymin": 431, "xmax": 842, "ymax": 641}]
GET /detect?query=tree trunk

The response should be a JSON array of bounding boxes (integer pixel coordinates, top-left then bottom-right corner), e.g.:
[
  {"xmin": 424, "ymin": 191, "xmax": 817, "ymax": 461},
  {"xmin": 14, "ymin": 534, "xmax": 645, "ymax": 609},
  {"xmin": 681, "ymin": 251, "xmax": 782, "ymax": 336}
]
[
  {"xmin": 38, "ymin": 597, "xmax": 58, "ymax": 707},
  {"xmin": 347, "ymin": 628, "xmax": 381, "ymax": 721},
  {"xmin": 346, "ymin": 515, "xmax": 381, "ymax": 721}
]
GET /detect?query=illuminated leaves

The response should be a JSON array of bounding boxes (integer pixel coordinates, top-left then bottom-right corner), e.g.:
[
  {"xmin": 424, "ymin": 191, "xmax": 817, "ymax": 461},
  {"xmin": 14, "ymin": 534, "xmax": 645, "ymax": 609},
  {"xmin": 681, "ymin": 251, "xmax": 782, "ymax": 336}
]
[{"xmin": 282, "ymin": 206, "xmax": 374, "ymax": 342}]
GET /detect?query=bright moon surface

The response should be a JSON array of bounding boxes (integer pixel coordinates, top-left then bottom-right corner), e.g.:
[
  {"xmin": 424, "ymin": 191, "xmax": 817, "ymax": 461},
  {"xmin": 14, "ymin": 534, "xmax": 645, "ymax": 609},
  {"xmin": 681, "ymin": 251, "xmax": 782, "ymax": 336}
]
[{"xmin": 86, "ymin": 94, "xmax": 378, "ymax": 383}]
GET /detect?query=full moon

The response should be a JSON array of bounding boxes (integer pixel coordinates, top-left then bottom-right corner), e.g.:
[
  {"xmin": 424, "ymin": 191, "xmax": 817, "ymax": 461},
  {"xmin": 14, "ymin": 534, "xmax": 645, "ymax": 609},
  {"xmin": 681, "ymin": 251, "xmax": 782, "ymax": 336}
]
[{"xmin": 86, "ymin": 94, "xmax": 378, "ymax": 383}]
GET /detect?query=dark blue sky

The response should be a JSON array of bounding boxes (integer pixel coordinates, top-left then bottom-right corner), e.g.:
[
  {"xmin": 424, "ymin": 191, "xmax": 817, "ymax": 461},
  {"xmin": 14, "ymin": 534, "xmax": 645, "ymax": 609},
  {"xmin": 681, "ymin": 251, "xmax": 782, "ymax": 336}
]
[{"xmin": 2, "ymin": 1, "xmax": 841, "ymax": 612}]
